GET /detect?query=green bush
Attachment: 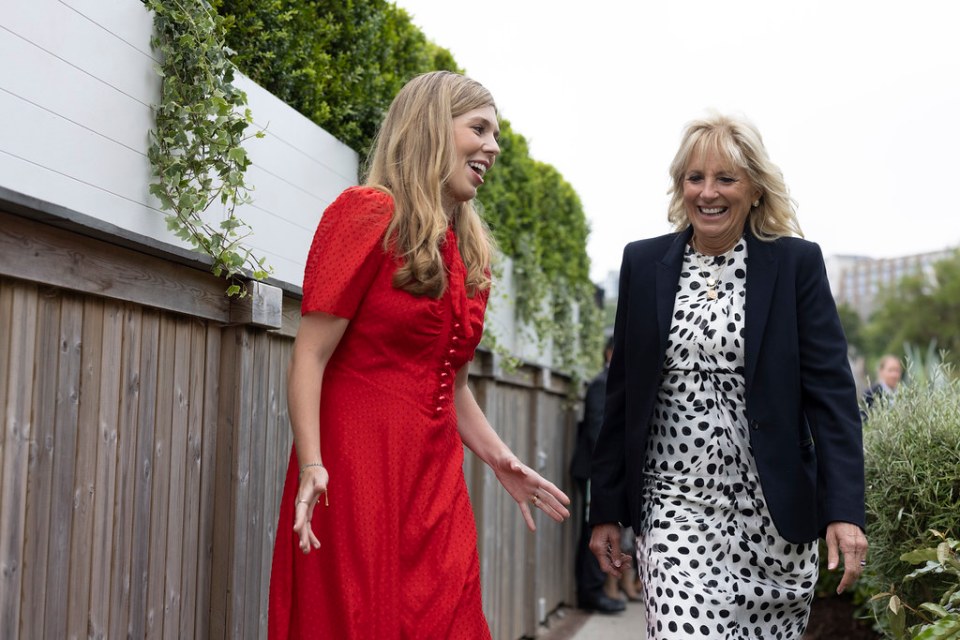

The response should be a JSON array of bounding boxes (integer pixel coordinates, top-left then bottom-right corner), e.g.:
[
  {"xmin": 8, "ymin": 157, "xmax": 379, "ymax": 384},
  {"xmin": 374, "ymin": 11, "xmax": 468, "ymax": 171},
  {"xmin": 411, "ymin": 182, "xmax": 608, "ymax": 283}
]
[
  {"xmin": 871, "ymin": 530, "xmax": 960, "ymax": 639},
  {"xmin": 211, "ymin": 0, "xmax": 459, "ymax": 155},
  {"xmin": 210, "ymin": 0, "xmax": 602, "ymax": 375},
  {"xmin": 862, "ymin": 365, "xmax": 960, "ymax": 634}
]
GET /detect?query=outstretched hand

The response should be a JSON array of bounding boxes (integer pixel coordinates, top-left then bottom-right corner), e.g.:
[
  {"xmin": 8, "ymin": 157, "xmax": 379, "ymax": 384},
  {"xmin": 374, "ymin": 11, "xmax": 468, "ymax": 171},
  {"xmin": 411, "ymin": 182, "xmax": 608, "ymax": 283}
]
[
  {"xmin": 293, "ymin": 465, "xmax": 330, "ymax": 554},
  {"xmin": 493, "ymin": 456, "xmax": 570, "ymax": 531}
]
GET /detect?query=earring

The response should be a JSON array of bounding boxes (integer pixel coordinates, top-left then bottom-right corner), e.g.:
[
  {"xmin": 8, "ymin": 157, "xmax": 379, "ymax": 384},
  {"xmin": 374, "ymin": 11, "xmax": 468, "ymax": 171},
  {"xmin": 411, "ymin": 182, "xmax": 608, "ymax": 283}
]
[{"xmin": 752, "ymin": 199, "xmax": 760, "ymax": 208}]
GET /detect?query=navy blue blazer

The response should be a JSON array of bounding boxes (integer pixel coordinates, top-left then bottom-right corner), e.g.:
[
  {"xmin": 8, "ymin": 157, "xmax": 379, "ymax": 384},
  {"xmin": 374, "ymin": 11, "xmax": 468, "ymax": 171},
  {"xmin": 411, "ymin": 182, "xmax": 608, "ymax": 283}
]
[{"xmin": 589, "ymin": 227, "xmax": 865, "ymax": 543}]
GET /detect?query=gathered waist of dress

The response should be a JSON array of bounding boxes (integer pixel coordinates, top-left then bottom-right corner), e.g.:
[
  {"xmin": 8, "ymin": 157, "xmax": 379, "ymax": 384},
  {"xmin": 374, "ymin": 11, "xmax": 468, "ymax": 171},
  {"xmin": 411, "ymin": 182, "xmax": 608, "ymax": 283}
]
[
  {"xmin": 324, "ymin": 361, "xmax": 455, "ymax": 416},
  {"xmin": 661, "ymin": 365, "xmax": 743, "ymax": 376}
]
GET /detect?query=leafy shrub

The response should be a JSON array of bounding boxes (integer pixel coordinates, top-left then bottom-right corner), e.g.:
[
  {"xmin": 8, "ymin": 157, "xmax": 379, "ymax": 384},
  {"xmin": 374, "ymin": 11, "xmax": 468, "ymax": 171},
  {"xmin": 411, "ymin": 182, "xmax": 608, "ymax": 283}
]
[
  {"xmin": 871, "ymin": 530, "xmax": 960, "ymax": 639},
  {"xmin": 861, "ymin": 364, "xmax": 960, "ymax": 635},
  {"xmin": 211, "ymin": 0, "xmax": 458, "ymax": 155}
]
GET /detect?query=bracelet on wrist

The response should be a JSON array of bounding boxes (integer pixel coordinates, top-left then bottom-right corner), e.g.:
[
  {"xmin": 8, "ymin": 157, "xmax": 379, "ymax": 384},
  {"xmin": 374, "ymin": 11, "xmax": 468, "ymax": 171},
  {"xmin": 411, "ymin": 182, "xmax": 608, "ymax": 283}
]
[{"xmin": 298, "ymin": 462, "xmax": 325, "ymax": 480}]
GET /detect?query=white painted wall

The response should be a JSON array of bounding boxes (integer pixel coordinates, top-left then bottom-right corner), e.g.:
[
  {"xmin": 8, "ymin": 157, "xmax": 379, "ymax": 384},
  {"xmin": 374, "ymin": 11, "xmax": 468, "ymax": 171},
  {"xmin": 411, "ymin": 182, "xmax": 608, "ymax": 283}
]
[{"xmin": 0, "ymin": 0, "xmax": 358, "ymax": 288}]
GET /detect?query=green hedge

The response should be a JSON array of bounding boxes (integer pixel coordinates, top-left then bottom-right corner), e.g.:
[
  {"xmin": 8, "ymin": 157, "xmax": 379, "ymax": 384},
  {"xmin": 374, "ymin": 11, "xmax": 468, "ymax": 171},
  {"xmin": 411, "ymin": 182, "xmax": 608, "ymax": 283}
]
[
  {"xmin": 861, "ymin": 367, "xmax": 960, "ymax": 634},
  {"xmin": 213, "ymin": 0, "xmax": 601, "ymax": 374}
]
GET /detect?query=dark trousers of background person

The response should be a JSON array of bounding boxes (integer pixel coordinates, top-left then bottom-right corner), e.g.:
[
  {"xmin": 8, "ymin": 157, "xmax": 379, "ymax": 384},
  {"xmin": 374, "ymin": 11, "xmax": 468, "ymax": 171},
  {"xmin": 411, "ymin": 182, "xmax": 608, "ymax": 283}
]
[{"xmin": 575, "ymin": 479, "xmax": 606, "ymax": 602}]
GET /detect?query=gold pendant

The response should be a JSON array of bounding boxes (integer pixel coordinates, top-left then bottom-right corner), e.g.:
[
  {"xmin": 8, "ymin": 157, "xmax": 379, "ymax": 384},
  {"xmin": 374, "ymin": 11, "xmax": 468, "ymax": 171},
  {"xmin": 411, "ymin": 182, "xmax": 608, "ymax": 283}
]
[{"xmin": 707, "ymin": 289, "xmax": 718, "ymax": 300}]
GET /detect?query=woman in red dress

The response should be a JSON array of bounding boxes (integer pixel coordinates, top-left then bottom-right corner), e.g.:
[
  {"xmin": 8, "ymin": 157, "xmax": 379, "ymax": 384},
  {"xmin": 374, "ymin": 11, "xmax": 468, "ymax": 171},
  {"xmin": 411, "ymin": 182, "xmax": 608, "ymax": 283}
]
[{"xmin": 268, "ymin": 71, "xmax": 571, "ymax": 639}]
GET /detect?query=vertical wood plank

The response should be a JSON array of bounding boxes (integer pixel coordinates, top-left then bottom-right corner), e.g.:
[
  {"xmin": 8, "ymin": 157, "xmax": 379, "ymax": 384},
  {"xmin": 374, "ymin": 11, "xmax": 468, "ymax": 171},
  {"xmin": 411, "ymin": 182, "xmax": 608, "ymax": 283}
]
[
  {"xmin": 109, "ymin": 305, "xmax": 143, "ymax": 639},
  {"xmin": 89, "ymin": 300, "xmax": 124, "ymax": 640},
  {"xmin": 177, "ymin": 319, "xmax": 205, "ymax": 639},
  {"xmin": 193, "ymin": 325, "xmax": 220, "ymax": 639},
  {"xmin": 129, "ymin": 310, "xmax": 160, "ymax": 638},
  {"xmin": 229, "ymin": 328, "xmax": 255, "ymax": 638},
  {"xmin": 44, "ymin": 293, "xmax": 84, "ymax": 638},
  {"xmin": 0, "ymin": 282, "xmax": 39, "ymax": 640},
  {"xmin": 258, "ymin": 335, "xmax": 286, "ymax": 639},
  {"xmin": 245, "ymin": 330, "xmax": 268, "ymax": 636},
  {"xmin": 145, "ymin": 315, "xmax": 175, "ymax": 639},
  {"xmin": 161, "ymin": 317, "xmax": 190, "ymax": 640},
  {"xmin": 209, "ymin": 326, "xmax": 241, "ymax": 640},
  {"xmin": 66, "ymin": 297, "xmax": 104, "ymax": 638},
  {"xmin": 21, "ymin": 287, "xmax": 61, "ymax": 639},
  {"xmin": 0, "ymin": 281, "xmax": 11, "ymax": 556}
]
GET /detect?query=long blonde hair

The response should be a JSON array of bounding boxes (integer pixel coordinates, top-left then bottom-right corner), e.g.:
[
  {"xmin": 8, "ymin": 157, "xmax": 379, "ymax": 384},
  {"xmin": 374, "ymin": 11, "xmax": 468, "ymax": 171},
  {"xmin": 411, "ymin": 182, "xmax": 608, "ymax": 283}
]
[
  {"xmin": 667, "ymin": 112, "xmax": 803, "ymax": 240},
  {"xmin": 365, "ymin": 71, "xmax": 495, "ymax": 298}
]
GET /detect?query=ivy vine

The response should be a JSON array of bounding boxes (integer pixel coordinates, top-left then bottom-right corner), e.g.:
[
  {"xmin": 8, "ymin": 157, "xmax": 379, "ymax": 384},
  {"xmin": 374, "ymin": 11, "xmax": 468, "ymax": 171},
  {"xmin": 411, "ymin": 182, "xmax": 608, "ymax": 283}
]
[{"xmin": 146, "ymin": 0, "xmax": 270, "ymax": 296}]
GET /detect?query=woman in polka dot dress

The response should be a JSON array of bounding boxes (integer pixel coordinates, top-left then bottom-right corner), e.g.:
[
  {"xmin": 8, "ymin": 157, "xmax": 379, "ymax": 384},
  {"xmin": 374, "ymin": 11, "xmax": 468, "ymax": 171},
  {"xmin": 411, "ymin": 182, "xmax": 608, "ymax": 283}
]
[
  {"xmin": 588, "ymin": 113, "xmax": 868, "ymax": 639},
  {"xmin": 268, "ymin": 72, "xmax": 570, "ymax": 640}
]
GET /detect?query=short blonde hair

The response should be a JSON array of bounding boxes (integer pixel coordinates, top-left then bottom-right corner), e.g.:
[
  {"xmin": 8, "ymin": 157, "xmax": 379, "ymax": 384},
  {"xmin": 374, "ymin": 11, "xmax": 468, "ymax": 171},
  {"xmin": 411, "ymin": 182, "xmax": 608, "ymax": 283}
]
[
  {"xmin": 667, "ymin": 112, "xmax": 803, "ymax": 241},
  {"xmin": 365, "ymin": 71, "xmax": 495, "ymax": 298}
]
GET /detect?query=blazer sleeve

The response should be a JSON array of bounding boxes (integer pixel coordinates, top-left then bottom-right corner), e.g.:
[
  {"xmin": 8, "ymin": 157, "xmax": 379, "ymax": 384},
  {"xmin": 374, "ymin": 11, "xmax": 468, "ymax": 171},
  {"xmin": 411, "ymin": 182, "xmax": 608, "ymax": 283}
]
[
  {"xmin": 589, "ymin": 246, "xmax": 632, "ymax": 526},
  {"xmin": 796, "ymin": 243, "xmax": 866, "ymax": 532}
]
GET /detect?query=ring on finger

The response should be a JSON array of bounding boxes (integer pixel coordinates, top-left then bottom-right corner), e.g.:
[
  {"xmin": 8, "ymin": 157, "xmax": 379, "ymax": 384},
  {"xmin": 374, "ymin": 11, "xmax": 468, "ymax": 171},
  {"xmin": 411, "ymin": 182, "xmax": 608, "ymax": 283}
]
[
  {"xmin": 859, "ymin": 560, "xmax": 867, "ymax": 567},
  {"xmin": 532, "ymin": 493, "xmax": 540, "ymax": 506}
]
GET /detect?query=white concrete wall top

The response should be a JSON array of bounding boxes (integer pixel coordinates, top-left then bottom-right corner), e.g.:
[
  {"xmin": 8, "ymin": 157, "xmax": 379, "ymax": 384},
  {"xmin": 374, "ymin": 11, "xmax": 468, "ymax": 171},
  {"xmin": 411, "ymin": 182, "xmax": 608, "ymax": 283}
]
[{"xmin": 0, "ymin": 0, "xmax": 359, "ymax": 289}]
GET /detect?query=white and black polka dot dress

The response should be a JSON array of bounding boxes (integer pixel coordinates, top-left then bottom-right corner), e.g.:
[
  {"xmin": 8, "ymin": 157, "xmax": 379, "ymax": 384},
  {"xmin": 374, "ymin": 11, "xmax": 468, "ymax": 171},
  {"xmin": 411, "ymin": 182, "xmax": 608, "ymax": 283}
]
[{"xmin": 636, "ymin": 241, "xmax": 818, "ymax": 640}]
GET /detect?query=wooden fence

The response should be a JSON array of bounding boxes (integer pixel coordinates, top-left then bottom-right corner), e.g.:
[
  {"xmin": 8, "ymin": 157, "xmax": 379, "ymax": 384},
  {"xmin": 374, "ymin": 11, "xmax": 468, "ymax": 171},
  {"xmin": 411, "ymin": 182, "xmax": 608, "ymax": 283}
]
[{"xmin": 0, "ymin": 206, "xmax": 581, "ymax": 639}]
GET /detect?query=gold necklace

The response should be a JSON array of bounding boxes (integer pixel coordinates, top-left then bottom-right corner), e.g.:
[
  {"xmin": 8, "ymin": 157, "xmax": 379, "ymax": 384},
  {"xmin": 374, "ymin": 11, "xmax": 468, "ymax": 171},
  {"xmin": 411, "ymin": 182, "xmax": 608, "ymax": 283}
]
[{"xmin": 692, "ymin": 246, "xmax": 729, "ymax": 300}]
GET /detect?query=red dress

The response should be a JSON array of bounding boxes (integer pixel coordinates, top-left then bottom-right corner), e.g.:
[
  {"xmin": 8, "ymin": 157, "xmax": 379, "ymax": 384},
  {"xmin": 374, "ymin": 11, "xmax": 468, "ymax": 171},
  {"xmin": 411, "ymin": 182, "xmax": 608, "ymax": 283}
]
[{"xmin": 268, "ymin": 187, "xmax": 492, "ymax": 639}]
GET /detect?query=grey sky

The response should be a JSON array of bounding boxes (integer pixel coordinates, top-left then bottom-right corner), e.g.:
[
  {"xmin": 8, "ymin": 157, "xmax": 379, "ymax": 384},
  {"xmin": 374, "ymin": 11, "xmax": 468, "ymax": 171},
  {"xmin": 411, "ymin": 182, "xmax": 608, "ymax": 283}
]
[{"xmin": 396, "ymin": 0, "xmax": 960, "ymax": 281}]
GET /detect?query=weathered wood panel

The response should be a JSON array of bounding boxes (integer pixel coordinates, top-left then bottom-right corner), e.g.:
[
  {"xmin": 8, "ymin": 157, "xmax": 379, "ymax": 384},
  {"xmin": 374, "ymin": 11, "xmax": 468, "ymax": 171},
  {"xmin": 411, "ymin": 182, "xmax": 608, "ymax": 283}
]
[
  {"xmin": 0, "ymin": 231, "xmax": 582, "ymax": 640},
  {"xmin": 88, "ymin": 300, "xmax": 123, "ymax": 640},
  {"xmin": 0, "ymin": 282, "xmax": 39, "ymax": 639},
  {"xmin": 21, "ymin": 288, "xmax": 59, "ymax": 639}
]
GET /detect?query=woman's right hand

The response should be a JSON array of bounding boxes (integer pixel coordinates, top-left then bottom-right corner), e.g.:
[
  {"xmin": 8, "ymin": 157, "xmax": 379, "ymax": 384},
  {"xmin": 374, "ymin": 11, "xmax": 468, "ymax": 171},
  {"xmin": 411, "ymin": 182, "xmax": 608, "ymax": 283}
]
[
  {"xmin": 293, "ymin": 464, "xmax": 329, "ymax": 554},
  {"xmin": 589, "ymin": 522, "xmax": 633, "ymax": 577}
]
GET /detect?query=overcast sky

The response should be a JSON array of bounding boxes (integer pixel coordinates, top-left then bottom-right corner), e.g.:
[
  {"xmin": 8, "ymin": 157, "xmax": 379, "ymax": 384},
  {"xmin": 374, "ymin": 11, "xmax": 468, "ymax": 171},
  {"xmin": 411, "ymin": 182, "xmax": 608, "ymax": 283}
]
[{"xmin": 395, "ymin": 0, "xmax": 960, "ymax": 282}]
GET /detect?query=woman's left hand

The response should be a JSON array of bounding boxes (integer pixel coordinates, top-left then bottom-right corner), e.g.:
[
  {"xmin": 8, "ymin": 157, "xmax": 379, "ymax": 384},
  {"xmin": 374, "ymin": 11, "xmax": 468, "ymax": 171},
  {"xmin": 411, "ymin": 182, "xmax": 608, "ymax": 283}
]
[
  {"xmin": 825, "ymin": 521, "xmax": 869, "ymax": 594},
  {"xmin": 493, "ymin": 456, "xmax": 571, "ymax": 531}
]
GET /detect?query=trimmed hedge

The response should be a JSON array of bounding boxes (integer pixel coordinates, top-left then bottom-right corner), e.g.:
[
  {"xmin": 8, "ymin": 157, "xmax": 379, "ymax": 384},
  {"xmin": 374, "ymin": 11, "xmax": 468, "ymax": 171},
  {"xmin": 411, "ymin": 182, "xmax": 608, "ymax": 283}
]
[{"xmin": 213, "ymin": 0, "xmax": 602, "ymax": 374}]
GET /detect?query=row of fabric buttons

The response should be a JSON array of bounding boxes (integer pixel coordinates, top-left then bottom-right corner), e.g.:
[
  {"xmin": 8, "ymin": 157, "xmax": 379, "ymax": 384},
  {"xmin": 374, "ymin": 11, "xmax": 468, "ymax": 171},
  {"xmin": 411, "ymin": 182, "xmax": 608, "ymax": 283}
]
[{"xmin": 433, "ymin": 322, "xmax": 461, "ymax": 416}]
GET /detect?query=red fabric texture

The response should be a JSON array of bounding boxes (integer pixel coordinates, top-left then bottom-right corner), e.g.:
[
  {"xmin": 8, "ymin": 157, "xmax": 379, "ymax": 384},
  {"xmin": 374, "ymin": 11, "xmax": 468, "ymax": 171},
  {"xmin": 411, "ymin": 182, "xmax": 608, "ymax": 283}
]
[{"xmin": 268, "ymin": 187, "xmax": 492, "ymax": 639}]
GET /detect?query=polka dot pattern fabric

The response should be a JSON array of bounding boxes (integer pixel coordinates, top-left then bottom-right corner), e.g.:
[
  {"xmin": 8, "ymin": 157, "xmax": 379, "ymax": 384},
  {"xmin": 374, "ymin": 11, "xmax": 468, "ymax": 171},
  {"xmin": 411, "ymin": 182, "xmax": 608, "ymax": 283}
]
[
  {"xmin": 269, "ymin": 187, "xmax": 492, "ymax": 640},
  {"xmin": 637, "ymin": 240, "xmax": 818, "ymax": 640}
]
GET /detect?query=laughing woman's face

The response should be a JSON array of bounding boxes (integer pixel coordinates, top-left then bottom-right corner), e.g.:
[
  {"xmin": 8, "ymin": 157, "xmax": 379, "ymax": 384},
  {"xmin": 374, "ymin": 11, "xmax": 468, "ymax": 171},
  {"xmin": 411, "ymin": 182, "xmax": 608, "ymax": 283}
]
[{"xmin": 682, "ymin": 148, "xmax": 761, "ymax": 253}]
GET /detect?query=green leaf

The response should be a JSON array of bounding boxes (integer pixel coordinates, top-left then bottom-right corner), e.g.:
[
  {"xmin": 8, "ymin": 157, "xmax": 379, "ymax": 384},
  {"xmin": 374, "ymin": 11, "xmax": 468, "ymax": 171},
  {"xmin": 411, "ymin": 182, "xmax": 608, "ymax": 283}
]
[
  {"xmin": 903, "ymin": 548, "xmax": 941, "ymax": 564},
  {"xmin": 888, "ymin": 595, "xmax": 907, "ymax": 638},
  {"xmin": 919, "ymin": 603, "xmax": 951, "ymax": 619},
  {"xmin": 226, "ymin": 147, "xmax": 247, "ymax": 164},
  {"xmin": 912, "ymin": 615, "xmax": 960, "ymax": 639}
]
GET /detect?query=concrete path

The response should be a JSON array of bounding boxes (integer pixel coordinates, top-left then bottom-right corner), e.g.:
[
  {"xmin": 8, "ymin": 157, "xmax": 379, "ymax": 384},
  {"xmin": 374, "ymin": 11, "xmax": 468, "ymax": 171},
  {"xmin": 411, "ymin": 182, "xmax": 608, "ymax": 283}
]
[{"xmin": 535, "ymin": 601, "xmax": 646, "ymax": 640}]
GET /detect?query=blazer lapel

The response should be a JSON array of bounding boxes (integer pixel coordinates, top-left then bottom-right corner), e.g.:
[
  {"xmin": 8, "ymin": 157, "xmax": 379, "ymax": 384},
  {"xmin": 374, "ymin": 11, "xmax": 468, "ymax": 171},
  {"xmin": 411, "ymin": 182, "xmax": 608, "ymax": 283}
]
[
  {"xmin": 744, "ymin": 229, "xmax": 778, "ymax": 393},
  {"xmin": 656, "ymin": 228, "xmax": 692, "ymax": 359}
]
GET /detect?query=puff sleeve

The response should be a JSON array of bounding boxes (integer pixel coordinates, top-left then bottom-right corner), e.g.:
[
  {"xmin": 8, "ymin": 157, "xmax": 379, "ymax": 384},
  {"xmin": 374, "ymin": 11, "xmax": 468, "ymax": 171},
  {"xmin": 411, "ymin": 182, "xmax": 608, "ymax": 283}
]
[{"xmin": 300, "ymin": 186, "xmax": 394, "ymax": 318}]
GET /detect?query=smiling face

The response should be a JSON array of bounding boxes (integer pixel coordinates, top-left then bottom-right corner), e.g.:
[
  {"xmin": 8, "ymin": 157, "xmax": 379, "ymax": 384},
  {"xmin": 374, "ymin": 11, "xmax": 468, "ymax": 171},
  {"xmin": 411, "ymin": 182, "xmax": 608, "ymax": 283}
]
[
  {"xmin": 443, "ymin": 105, "xmax": 500, "ymax": 212},
  {"xmin": 682, "ymin": 148, "xmax": 761, "ymax": 254}
]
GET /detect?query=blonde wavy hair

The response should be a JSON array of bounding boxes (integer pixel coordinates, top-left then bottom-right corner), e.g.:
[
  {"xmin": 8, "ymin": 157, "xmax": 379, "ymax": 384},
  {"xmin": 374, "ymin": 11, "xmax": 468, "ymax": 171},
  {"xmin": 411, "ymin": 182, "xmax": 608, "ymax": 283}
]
[
  {"xmin": 666, "ymin": 112, "xmax": 803, "ymax": 241},
  {"xmin": 364, "ymin": 71, "xmax": 495, "ymax": 298}
]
